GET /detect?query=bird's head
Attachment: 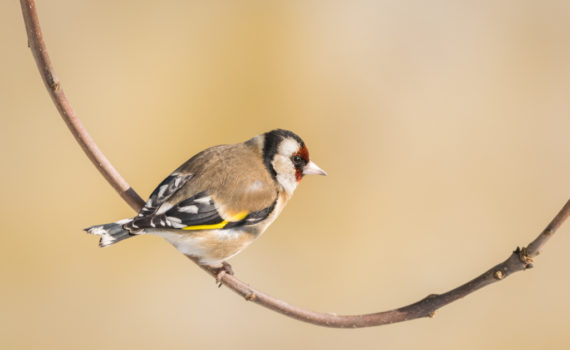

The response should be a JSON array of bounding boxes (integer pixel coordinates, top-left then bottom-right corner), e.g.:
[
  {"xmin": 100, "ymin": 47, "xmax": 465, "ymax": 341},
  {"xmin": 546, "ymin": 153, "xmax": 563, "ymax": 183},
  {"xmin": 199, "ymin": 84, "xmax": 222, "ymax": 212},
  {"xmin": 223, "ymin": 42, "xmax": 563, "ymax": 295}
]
[{"xmin": 257, "ymin": 129, "xmax": 326, "ymax": 194}]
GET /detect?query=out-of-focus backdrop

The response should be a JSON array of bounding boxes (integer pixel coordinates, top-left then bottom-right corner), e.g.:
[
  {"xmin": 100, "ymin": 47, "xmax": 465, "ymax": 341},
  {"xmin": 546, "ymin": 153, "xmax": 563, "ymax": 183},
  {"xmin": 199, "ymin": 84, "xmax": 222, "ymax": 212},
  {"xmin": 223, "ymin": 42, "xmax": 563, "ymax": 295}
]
[{"xmin": 2, "ymin": 1, "xmax": 570, "ymax": 349}]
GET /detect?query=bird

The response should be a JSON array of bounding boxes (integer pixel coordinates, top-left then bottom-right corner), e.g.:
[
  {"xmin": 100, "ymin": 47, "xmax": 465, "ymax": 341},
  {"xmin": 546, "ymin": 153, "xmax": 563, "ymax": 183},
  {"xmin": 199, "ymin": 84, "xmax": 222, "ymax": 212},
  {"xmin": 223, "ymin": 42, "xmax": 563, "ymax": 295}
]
[{"xmin": 85, "ymin": 129, "xmax": 326, "ymax": 273}]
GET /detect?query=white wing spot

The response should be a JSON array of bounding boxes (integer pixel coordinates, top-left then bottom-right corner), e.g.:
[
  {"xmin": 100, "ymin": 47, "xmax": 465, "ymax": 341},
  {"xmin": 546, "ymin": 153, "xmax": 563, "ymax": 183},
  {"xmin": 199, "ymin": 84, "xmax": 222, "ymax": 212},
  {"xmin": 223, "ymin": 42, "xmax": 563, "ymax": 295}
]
[
  {"xmin": 167, "ymin": 216, "xmax": 182, "ymax": 223},
  {"xmin": 156, "ymin": 202, "xmax": 173, "ymax": 215},
  {"xmin": 157, "ymin": 184, "xmax": 168, "ymax": 198},
  {"xmin": 170, "ymin": 222, "xmax": 186, "ymax": 229},
  {"xmin": 166, "ymin": 217, "xmax": 185, "ymax": 229},
  {"xmin": 194, "ymin": 196, "xmax": 211, "ymax": 204},
  {"xmin": 178, "ymin": 205, "xmax": 198, "ymax": 214}
]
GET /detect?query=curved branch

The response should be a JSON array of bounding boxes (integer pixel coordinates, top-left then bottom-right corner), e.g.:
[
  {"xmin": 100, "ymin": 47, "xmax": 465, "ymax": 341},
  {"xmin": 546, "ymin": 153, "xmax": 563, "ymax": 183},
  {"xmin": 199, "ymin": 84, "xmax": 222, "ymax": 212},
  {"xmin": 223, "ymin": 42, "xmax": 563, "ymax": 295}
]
[
  {"xmin": 20, "ymin": 0, "xmax": 144, "ymax": 212},
  {"xmin": 21, "ymin": 0, "xmax": 570, "ymax": 329},
  {"xmin": 195, "ymin": 199, "xmax": 570, "ymax": 327}
]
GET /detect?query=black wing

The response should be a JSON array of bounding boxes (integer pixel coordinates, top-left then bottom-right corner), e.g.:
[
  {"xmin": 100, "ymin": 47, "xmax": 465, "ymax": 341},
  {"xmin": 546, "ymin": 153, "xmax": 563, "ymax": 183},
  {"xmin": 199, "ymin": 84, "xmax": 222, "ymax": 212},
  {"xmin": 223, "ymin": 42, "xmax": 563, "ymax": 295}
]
[
  {"xmin": 127, "ymin": 190, "xmax": 276, "ymax": 232},
  {"xmin": 136, "ymin": 173, "xmax": 193, "ymax": 218}
]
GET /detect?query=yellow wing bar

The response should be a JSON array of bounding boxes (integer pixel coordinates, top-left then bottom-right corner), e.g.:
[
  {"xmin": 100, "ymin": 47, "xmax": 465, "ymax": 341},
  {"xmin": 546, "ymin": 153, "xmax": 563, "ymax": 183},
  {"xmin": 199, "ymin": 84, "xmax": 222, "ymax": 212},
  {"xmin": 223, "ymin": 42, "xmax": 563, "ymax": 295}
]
[{"xmin": 181, "ymin": 211, "xmax": 248, "ymax": 231}]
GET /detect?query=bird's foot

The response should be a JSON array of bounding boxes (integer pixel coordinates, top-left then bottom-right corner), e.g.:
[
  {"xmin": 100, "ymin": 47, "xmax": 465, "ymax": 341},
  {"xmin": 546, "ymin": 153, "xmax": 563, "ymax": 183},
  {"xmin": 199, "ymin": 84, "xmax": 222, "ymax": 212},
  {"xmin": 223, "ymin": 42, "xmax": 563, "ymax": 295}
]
[{"xmin": 212, "ymin": 262, "xmax": 234, "ymax": 287}]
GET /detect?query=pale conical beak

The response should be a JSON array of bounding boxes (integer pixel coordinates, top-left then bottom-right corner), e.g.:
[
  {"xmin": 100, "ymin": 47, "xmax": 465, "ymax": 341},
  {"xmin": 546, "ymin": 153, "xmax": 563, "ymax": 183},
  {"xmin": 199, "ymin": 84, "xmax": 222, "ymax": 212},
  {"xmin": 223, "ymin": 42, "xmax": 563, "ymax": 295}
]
[{"xmin": 302, "ymin": 161, "xmax": 327, "ymax": 176}]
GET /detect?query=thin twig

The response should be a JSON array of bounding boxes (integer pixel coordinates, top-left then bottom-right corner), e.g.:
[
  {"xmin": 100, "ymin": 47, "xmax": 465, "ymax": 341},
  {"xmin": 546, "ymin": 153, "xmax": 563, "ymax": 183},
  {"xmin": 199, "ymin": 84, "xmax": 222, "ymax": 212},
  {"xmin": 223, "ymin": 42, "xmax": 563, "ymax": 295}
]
[
  {"xmin": 194, "ymin": 200, "xmax": 570, "ymax": 327},
  {"xmin": 20, "ymin": 0, "xmax": 570, "ymax": 329}
]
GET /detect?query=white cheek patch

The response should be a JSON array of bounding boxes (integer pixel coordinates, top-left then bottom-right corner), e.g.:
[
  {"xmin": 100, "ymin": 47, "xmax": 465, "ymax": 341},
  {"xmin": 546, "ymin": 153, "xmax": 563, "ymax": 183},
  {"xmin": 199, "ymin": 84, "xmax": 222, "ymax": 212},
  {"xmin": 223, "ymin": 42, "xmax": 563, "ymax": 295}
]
[
  {"xmin": 278, "ymin": 138, "xmax": 300, "ymax": 157},
  {"xmin": 272, "ymin": 138, "xmax": 301, "ymax": 194},
  {"xmin": 272, "ymin": 155, "xmax": 298, "ymax": 194},
  {"xmin": 271, "ymin": 155, "xmax": 294, "ymax": 176},
  {"xmin": 277, "ymin": 173, "xmax": 298, "ymax": 194}
]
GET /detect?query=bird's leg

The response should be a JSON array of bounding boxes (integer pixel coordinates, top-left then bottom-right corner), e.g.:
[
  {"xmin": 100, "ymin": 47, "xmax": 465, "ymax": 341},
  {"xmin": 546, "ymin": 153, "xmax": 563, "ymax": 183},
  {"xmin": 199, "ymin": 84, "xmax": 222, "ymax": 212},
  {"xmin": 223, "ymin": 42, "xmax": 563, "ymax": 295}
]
[{"xmin": 211, "ymin": 262, "xmax": 234, "ymax": 287}]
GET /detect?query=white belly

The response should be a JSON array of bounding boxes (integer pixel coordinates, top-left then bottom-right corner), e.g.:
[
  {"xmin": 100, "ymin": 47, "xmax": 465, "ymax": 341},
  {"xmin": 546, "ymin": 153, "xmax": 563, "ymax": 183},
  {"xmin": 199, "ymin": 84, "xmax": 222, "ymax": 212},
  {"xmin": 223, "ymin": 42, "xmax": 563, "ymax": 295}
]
[{"xmin": 149, "ymin": 191, "xmax": 290, "ymax": 266}]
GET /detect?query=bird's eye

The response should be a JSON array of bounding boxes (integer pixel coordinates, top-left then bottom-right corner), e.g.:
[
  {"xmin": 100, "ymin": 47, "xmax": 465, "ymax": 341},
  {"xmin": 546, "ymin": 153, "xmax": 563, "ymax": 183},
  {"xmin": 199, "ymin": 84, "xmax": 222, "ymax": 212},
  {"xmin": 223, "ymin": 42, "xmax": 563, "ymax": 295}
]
[{"xmin": 291, "ymin": 155, "xmax": 304, "ymax": 166}]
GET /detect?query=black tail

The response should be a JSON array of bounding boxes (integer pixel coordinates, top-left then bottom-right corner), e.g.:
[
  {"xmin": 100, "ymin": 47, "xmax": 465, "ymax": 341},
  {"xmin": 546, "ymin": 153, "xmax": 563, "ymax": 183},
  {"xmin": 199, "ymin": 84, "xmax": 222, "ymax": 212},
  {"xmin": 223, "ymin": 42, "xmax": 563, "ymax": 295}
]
[{"xmin": 84, "ymin": 219, "xmax": 134, "ymax": 247}]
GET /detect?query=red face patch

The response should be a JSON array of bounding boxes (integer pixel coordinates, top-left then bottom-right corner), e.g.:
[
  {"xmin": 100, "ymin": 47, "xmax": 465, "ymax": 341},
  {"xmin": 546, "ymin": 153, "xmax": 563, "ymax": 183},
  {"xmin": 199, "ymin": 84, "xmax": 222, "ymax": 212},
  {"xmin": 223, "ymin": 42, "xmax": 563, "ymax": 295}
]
[
  {"xmin": 293, "ymin": 145, "xmax": 310, "ymax": 182},
  {"xmin": 297, "ymin": 145, "xmax": 309, "ymax": 161}
]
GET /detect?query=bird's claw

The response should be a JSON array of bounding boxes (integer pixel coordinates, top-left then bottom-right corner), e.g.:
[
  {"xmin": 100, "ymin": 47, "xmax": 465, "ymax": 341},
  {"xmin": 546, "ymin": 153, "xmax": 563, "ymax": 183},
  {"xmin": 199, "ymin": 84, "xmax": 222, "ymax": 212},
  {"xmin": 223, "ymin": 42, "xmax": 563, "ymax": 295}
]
[{"xmin": 214, "ymin": 262, "xmax": 234, "ymax": 287}]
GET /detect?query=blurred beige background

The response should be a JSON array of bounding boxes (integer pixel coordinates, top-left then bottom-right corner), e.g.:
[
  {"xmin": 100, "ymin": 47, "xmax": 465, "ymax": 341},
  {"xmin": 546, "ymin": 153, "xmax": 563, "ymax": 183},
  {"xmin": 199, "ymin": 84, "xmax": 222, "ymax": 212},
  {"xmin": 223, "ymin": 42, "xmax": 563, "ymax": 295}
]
[{"xmin": 2, "ymin": 0, "xmax": 570, "ymax": 349}]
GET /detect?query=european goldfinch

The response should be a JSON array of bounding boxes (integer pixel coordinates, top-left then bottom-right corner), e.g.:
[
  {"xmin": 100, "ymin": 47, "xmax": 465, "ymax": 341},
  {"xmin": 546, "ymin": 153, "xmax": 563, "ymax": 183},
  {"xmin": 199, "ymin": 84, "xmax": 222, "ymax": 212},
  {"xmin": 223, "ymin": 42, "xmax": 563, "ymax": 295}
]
[{"xmin": 85, "ymin": 129, "xmax": 326, "ymax": 267}]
